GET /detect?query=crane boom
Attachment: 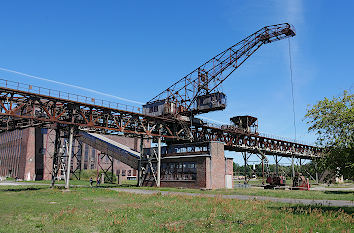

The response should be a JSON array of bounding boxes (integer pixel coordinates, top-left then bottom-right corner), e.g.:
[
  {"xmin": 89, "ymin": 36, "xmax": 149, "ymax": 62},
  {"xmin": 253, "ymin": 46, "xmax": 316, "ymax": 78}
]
[{"xmin": 144, "ymin": 23, "xmax": 295, "ymax": 116}]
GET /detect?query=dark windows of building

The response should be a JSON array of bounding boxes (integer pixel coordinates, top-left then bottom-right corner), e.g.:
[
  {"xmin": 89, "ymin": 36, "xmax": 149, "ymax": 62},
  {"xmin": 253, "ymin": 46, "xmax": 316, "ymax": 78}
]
[
  {"xmin": 84, "ymin": 145, "xmax": 89, "ymax": 162},
  {"xmin": 39, "ymin": 148, "xmax": 46, "ymax": 155},
  {"xmin": 161, "ymin": 162, "xmax": 196, "ymax": 181},
  {"xmin": 122, "ymin": 170, "xmax": 126, "ymax": 176},
  {"xmin": 149, "ymin": 106, "xmax": 159, "ymax": 113},
  {"xmin": 128, "ymin": 170, "xmax": 131, "ymax": 176},
  {"xmin": 41, "ymin": 128, "xmax": 48, "ymax": 134}
]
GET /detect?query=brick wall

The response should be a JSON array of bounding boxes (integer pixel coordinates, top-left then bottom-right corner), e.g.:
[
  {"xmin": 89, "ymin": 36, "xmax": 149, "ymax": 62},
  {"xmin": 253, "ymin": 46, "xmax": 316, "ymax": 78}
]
[{"xmin": 210, "ymin": 141, "xmax": 226, "ymax": 189}]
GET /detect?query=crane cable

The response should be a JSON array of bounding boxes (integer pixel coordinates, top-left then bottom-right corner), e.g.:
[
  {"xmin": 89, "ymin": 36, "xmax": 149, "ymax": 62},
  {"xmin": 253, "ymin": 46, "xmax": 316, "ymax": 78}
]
[
  {"xmin": 288, "ymin": 38, "xmax": 297, "ymax": 142},
  {"xmin": 288, "ymin": 38, "xmax": 298, "ymax": 178}
]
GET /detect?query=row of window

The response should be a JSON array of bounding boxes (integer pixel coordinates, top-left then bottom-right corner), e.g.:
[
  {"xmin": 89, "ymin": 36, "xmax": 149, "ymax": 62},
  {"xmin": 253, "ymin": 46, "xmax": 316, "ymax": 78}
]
[
  {"xmin": 161, "ymin": 162, "xmax": 197, "ymax": 181},
  {"xmin": 148, "ymin": 106, "xmax": 159, "ymax": 113},
  {"xmin": 116, "ymin": 169, "xmax": 136, "ymax": 176}
]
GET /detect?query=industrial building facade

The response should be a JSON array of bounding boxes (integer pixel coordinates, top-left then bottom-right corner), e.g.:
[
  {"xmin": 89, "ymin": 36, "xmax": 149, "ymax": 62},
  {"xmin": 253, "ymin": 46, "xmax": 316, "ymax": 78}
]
[
  {"xmin": 1, "ymin": 128, "xmax": 233, "ymax": 189},
  {"xmin": 143, "ymin": 142, "xmax": 234, "ymax": 189},
  {"xmin": 0, "ymin": 127, "xmax": 139, "ymax": 181}
]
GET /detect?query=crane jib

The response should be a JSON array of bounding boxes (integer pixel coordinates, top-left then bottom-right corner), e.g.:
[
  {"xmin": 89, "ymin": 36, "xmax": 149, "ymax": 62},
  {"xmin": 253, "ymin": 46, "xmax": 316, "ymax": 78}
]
[{"xmin": 144, "ymin": 23, "xmax": 295, "ymax": 117}]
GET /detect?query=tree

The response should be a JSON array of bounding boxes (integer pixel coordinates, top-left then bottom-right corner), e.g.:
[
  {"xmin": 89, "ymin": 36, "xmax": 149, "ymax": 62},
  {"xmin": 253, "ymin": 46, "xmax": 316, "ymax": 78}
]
[{"xmin": 305, "ymin": 90, "xmax": 354, "ymax": 180}]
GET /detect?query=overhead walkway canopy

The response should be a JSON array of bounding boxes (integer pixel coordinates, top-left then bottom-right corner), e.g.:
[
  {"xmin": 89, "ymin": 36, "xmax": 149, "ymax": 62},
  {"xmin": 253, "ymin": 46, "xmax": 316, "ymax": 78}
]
[{"xmin": 78, "ymin": 132, "xmax": 140, "ymax": 170}]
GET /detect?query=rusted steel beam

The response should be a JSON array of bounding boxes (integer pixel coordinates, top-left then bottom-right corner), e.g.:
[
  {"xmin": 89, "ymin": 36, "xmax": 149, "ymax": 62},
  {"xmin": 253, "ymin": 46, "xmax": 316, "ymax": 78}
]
[{"xmin": 0, "ymin": 83, "xmax": 321, "ymax": 158}]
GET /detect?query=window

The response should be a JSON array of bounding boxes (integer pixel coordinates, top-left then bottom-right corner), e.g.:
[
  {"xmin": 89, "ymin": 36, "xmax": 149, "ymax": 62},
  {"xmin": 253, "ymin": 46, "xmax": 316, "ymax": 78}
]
[
  {"xmin": 122, "ymin": 170, "xmax": 126, "ymax": 176},
  {"xmin": 128, "ymin": 170, "xmax": 132, "ymax": 176},
  {"xmin": 160, "ymin": 162, "xmax": 197, "ymax": 181},
  {"xmin": 39, "ymin": 148, "xmax": 46, "ymax": 155}
]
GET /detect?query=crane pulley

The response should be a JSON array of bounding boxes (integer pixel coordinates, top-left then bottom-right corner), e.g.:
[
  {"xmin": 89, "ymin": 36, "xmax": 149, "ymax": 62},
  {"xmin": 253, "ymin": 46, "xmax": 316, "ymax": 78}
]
[{"xmin": 143, "ymin": 23, "xmax": 296, "ymax": 117}]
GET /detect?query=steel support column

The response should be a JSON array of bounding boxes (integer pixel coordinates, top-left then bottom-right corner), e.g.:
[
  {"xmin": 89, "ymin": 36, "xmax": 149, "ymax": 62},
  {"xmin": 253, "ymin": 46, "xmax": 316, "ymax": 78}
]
[
  {"xmin": 292, "ymin": 155, "xmax": 295, "ymax": 179},
  {"xmin": 275, "ymin": 155, "xmax": 279, "ymax": 176},
  {"xmin": 243, "ymin": 152, "xmax": 247, "ymax": 183},
  {"xmin": 137, "ymin": 136, "xmax": 144, "ymax": 187},
  {"xmin": 51, "ymin": 126, "xmax": 61, "ymax": 188},
  {"xmin": 65, "ymin": 126, "xmax": 74, "ymax": 189},
  {"xmin": 157, "ymin": 136, "xmax": 161, "ymax": 187}
]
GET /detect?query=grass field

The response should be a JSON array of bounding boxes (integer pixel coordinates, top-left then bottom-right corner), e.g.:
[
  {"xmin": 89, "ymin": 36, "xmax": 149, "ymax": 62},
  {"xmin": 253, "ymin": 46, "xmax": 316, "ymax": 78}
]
[
  {"xmin": 0, "ymin": 185, "xmax": 353, "ymax": 232},
  {"xmin": 19, "ymin": 179, "xmax": 354, "ymax": 201}
]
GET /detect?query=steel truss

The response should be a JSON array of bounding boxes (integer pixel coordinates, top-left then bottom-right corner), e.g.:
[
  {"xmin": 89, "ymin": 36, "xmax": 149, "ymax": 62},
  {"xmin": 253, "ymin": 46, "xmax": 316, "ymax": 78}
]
[
  {"xmin": 0, "ymin": 80, "xmax": 321, "ymax": 159},
  {"xmin": 97, "ymin": 152, "xmax": 114, "ymax": 183}
]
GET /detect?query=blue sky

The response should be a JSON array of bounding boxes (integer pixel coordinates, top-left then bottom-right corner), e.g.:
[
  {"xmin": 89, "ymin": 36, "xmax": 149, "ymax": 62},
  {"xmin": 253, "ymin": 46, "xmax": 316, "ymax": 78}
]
[{"xmin": 0, "ymin": 1, "xmax": 353, "ymax": 165}]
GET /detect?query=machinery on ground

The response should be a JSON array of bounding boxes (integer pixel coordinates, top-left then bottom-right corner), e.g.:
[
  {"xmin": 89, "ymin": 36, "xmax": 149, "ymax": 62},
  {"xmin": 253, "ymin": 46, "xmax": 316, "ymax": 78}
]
[
  {"xmin": 264, "ymin": 174, "xmax": 287, "ymax": 189},
  {"xmin": 292, "ymin": 172, "xmax": 310, "ymax": 190}
]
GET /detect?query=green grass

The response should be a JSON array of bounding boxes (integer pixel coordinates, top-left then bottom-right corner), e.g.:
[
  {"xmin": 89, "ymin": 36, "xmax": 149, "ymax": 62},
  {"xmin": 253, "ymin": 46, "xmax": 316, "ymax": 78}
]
[
  {"xmin": 17, "ymin": 178, "xmax": 354, "ymax": 201},
  {"xmin": 121, "ymin": 185, "xmax": 354, "ymax": 202},
  {"xmin": 0, "ymin": 185, "xmax": 352, "ymax": 232}
]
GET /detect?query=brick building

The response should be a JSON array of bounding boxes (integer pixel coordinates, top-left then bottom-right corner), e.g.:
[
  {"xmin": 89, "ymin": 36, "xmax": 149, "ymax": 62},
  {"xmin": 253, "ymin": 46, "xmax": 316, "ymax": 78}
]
[
  {"xmin": 0, "ymin": 128, "xmax": 141, "ymax": 181},
  {"xmin": 1, "ymin": 128, "xmax": 233, "ymax": 189},
  {"xmin": 143, "ymin": 142, "xmax": 233, "ymax": 189}
]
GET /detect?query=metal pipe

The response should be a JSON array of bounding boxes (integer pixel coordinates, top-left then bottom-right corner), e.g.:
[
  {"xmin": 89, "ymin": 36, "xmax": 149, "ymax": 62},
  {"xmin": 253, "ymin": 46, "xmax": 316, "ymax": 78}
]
[{"xmin": 65, "ymin": 126, "xmax": 74, "ymax": 189}]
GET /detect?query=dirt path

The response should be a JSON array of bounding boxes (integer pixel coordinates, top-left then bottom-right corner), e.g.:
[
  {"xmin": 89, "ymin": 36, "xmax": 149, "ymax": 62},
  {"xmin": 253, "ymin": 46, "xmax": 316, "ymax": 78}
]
[{"xmin": 110, "ymin": 188, "xmax": 354, "ymax": 207}]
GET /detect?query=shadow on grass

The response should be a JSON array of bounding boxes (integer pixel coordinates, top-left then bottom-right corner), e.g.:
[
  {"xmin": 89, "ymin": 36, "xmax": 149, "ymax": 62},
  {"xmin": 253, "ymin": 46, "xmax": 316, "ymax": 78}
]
[
  {"xmin": 0, "ymin": 187, "xmax": 45, "ymax": 192},
  {"xmin": 95, "ymin": 184, "xmax": 137, "ymax": 188},
  {"xmin": 323, "ymin": 190, "xmax": 354, "ymax": 195},
  {"xmin": 269, "ymin": 204, "xmax": 354, "ymax": 215}
]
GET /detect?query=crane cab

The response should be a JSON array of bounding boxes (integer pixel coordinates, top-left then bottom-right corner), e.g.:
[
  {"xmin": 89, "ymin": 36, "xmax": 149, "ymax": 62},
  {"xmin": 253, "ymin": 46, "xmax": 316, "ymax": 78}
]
[
  {"xmin": 143, "ymin": 100, "xmax": 177, "ymax": 117},
  {"xmin": 195, "ymin": 92, "xmax": 226, "ymax": 114}
]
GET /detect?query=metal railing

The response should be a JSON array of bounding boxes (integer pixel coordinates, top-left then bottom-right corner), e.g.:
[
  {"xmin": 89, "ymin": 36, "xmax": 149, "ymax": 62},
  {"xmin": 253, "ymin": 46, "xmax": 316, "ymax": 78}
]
[
  {"xmin": 0, "ymin": 78, "xmax": 143, "ymax": 113},
  {"xmin": 203, "ymin": 121, "xmax": 314, "ymax": 146}
]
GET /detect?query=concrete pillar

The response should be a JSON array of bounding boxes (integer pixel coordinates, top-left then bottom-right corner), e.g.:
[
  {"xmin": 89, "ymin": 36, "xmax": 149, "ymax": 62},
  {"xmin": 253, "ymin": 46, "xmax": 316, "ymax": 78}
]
[
  {"xmin": 65, "ymin": 126, "xmax": 74, "ymax": 189},
  {"xmin": 101, "ymin": 173, "xmax": 105, "ymax": 184}
]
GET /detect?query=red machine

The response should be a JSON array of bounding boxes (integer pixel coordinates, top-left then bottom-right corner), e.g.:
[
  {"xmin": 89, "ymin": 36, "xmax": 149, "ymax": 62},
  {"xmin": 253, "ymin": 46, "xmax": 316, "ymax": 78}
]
[
  {"xmin": 292, "ymin": 173, "xmax": 310, "ymax": 190},
  {"xmin": 264, "ymin": 174, "xmax": 286, "ymax": 189}
]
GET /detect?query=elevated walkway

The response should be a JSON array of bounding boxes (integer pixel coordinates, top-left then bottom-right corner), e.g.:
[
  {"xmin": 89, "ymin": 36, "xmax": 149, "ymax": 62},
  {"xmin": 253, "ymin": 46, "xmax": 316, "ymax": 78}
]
[{"xmin": 78, "ymin": 132, "xmax": 140, "ymax": 169}]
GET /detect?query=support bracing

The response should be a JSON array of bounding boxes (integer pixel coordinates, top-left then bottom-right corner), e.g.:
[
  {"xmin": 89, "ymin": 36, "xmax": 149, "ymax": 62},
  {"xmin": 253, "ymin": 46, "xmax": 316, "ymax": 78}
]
[
  {"xmin": 97, "ymin": 153, "xmax": 115, "ymax": 183},
  {"xmin": 51, "ymin": 126, "xmax": 61, "ymax": 188},
  {"xmin": 71, "ymin": 138, "xmax": 82, "ymax": 180}
]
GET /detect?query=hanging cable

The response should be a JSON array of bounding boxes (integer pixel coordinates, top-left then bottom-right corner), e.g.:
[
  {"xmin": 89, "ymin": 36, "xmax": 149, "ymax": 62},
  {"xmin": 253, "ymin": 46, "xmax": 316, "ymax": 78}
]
[
  {"xmin": 288, "ymin": 38, "xmax": 297, "ymax": 180},
  {"xmin": 288, "ymin": 39, "xmax": 297, "ymax": 142}
]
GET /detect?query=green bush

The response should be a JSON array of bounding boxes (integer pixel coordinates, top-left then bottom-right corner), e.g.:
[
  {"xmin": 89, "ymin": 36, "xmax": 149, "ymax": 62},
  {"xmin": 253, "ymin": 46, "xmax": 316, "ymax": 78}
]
[{"xmin": 71, "ymin": 170, "xmax": 116, "ymax": 183}]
